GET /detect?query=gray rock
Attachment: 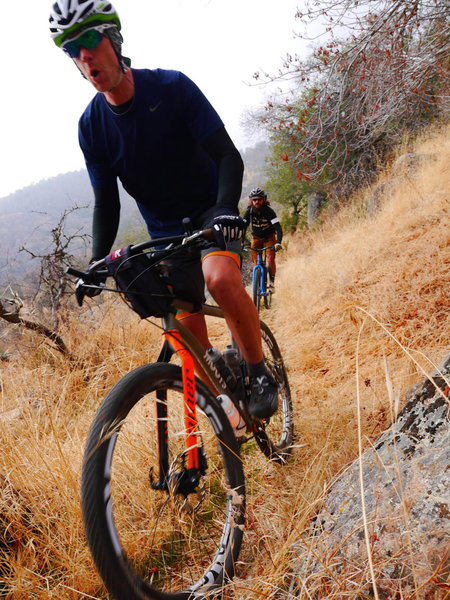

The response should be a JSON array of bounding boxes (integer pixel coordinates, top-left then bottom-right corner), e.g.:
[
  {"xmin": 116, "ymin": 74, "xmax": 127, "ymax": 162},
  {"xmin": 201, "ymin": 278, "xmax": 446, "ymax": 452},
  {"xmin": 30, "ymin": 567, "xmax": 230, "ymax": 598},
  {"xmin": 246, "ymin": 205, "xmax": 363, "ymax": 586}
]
[
  {"xmin": 367, "ymin": 152, "xmax": 437, "ymax": 215},
  {"xmin": 289, "ymin": 353, "xmax": 450, "ymax": 599},
  {"xmin": 367, "ymin": 180, "xmax": 395, "ymax": 215},
  {"xmin": 307, "ymin": 191, "xmax": 327, "ymax": 228},
  {"xmin": 391, "ymin": 153, "xmax": 437, "ymax": 178}
]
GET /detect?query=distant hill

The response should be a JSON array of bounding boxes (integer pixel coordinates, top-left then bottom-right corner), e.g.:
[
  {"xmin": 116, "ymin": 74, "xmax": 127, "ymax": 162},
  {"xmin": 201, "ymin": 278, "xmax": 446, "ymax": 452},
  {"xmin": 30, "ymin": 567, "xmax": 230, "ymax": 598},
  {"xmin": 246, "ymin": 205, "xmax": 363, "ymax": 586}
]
[
  {"xmin": 0, "ymin": 142, "xmax": 269, "ymax": 290},
  {"xmin": 0, "ymin": 170, "xmax": 143, "ymax": 289}
]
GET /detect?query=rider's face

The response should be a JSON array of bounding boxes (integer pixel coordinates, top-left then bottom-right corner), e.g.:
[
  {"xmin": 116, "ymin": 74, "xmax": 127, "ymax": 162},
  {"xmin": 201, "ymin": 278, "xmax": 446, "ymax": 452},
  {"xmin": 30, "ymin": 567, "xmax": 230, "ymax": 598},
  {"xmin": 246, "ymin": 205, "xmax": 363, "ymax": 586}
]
[
  {"xmin": 74, "ymin": 35, "xmax": 123, "ymax": 93},
  {"xmin": 252, "ymin": 197, "xmax": 264, "ymax": 209}
]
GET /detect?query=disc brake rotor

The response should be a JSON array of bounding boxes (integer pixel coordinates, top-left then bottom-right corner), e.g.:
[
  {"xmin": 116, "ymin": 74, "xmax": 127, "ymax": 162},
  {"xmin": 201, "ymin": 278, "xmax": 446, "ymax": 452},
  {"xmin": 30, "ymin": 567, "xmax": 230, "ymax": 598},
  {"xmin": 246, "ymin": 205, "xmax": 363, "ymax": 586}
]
[{"xmin": 167, "ymin": 451, "xmax": 206, "ymax": 514}]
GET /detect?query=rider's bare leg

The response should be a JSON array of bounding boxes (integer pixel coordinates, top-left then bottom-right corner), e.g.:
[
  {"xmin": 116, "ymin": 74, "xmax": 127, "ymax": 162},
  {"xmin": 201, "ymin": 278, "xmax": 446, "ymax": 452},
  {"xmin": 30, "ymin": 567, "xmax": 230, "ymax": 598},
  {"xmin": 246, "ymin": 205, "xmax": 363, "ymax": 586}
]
[
  {"xmin": 203, "ymin": 254, "xmax": 278, "ymax": 417},
  {"xmin": 202, "ymin": 254, "xmax": 263, "ymax": 364}
]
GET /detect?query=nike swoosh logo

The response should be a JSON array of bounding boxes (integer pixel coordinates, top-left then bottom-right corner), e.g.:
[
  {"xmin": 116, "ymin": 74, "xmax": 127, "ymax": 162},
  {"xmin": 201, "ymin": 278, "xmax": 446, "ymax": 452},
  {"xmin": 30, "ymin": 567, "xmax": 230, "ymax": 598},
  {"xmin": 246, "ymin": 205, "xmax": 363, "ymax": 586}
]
[{"xmin": 149, "ymin": 101, "xmax": 162, "ymax": 113}]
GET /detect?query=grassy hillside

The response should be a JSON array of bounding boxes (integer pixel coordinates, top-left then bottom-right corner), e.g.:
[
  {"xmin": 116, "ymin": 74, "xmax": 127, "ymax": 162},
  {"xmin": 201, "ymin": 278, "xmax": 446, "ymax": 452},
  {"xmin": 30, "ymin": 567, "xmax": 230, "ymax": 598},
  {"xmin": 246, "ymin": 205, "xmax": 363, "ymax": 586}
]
[{"xmin": 0, "ymin": 126, "xmax": 448, "ymax": 598}]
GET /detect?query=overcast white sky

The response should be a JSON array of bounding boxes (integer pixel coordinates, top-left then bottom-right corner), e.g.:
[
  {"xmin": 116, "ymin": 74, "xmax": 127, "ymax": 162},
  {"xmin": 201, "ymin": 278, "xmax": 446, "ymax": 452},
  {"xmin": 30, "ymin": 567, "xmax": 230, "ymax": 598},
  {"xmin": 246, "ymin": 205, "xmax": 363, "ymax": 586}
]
[{"xmin": 1, "ymin": 1, "xmax": 307, "ymax": 198}]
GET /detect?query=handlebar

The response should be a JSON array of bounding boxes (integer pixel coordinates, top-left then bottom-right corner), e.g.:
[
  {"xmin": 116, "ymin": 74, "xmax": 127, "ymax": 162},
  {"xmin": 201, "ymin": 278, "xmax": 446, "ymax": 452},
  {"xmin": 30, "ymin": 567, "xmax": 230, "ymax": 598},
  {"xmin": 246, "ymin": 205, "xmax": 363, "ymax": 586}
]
[
  {"xmin": 243, "ymin": 245, "xmax": 276, "ymax": 253},
  {"xmin": 67, "ymin": 226, "xmax": 214, "ymax": 282}
]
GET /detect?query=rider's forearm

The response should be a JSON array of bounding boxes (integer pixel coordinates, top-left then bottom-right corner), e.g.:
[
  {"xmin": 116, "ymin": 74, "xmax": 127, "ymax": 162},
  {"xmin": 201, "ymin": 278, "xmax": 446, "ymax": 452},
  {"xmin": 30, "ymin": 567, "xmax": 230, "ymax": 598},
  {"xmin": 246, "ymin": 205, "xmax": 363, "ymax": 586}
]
[
  {"xmin": 202, "ymin": 127, "xmax": 244, "ymax": 214},
  {"xmin": 274, "ymin": 222, "xmax": 283, "ymax": 244},
  {"xmin": 91, "ymin": 183, "xmax": 121, "ymax": 261},
  {"xmin": 216, "ymin": 150, "xmax": 244, "ymax": 213}
]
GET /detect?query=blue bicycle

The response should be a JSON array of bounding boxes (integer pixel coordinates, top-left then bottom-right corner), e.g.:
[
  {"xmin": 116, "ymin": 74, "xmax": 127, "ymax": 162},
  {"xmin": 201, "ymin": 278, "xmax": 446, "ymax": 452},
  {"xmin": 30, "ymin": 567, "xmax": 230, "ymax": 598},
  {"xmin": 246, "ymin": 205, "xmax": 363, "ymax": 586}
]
[{"xmin": 246, "ymin": 245, "xmax": 274, "ymax": 312}]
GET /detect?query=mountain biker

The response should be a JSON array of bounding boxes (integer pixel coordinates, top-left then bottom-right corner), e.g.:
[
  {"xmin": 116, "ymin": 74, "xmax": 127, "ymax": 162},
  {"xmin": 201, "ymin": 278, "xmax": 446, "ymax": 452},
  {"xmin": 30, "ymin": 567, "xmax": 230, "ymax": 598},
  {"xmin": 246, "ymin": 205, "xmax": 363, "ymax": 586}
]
[
  {"xmin": 243, "ymin": 188, "xmax": 283, "ymax": 291},
  {"xmin": 49, "ymin": 0, "xmax": 277, "ymax": 419}
]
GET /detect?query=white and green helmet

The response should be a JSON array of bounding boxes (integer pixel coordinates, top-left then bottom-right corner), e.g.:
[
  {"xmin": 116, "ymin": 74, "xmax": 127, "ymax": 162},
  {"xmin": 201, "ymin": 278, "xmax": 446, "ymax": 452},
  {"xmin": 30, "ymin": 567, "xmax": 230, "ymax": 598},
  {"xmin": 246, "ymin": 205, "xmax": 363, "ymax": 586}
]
[{"xmin": 49, "ymin": 0, "xmax": 121, "ymax": 48}]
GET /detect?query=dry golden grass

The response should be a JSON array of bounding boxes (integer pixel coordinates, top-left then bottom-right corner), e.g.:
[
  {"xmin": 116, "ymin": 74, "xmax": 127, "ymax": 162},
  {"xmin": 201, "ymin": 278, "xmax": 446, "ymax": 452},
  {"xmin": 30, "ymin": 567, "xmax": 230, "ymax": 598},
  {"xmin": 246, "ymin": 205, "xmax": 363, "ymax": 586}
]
[{"xmin": 0, "ymin": 125, "xmax": 448, "ymax": 598}]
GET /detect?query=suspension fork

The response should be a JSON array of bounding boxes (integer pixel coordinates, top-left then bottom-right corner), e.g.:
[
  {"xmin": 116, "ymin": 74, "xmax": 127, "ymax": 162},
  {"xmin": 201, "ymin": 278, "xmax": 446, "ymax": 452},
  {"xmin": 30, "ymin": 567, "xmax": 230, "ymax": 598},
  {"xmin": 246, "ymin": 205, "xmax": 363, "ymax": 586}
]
[
  {"xmin": 151, "ymin": 322, "xmax": 200, "ymax": 491},
  {"xmin": 253, "ymin": 261, "xmax": 265, "ymax": 295},
  {"xmin": 151, "ymin": 339, "xmax": 174, "ymax": 490},
  {"xmin": 259, "ymin": 252, "xmax": 269, "ymax": 294},
  {"xmin": 164, "ymin": 329, "xmax": 199, "ymax": 470}
]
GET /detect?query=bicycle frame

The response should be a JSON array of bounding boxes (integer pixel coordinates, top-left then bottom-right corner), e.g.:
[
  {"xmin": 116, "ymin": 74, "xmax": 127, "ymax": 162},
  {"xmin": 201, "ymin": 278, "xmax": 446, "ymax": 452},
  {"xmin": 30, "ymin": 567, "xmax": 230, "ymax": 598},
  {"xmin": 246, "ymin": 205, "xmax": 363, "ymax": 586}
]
[
  {"xmin": 68, "ymin": 229, "xmax": 249, "ymax": 491},
  {"xmin": 152, "ymin": 304, "xmax": 248, "ymax": 490},
  {"xmin": 69, "ymin": 228, "xmax": 285, "ymax": 490}
]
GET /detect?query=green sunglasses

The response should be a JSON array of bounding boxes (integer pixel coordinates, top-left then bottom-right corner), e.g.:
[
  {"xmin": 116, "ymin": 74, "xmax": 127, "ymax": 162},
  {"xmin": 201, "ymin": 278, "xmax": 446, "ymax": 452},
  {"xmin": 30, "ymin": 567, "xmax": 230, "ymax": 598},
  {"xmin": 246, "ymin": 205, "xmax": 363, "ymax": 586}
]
[{"xmin": 63, "ymin": 29, "xmax": 103, "ymax": 58}]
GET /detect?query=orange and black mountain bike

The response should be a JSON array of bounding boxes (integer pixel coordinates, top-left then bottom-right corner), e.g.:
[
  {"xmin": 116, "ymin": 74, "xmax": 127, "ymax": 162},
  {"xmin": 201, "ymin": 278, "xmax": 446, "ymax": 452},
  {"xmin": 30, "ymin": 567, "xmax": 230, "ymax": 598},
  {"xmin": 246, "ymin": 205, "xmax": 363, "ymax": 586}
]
[{"xmin": 68, "ymin": 222, "xmax": 294, "ymax": 600}]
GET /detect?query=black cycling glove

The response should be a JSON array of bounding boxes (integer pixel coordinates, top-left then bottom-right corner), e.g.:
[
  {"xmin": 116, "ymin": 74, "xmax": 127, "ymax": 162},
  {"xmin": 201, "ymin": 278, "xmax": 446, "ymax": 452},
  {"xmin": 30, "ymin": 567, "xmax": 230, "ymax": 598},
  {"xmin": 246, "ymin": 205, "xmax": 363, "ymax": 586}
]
[
  {"xmin": 75, "ymin": 267, "xmax": 106, "ymax": 307},
  {"xmin": 210, "ymin": 209, "xmax": 246, "ymax": 250}
]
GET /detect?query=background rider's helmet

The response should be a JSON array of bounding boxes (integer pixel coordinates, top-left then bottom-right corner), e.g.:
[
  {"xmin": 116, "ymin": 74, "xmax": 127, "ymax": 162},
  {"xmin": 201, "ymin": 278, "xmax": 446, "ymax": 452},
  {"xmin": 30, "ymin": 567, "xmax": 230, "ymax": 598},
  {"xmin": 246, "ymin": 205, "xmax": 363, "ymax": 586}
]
[
  {"xmin": 249, "ymin": 187, "xmax": 267, "ymax": 201},
  {"xmin": 49, "ymin": 0, "xmax": 121, "ymax": 48}
]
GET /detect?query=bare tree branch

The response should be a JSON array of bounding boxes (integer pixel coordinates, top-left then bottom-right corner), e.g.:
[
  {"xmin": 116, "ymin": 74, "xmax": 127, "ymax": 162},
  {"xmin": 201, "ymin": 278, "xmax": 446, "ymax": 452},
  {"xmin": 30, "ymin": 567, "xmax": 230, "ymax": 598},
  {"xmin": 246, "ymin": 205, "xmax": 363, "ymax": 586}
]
[
  {"xmin": 20, "ymin": 205, "xmax": 90, "ymax": 330},
  {"xmin": 0, "ymin": 294, "xmax": 78, "ymax": 361},
  {"xmin": 255, "ymin": 0, "xmax": 449, "ymax": 200}
]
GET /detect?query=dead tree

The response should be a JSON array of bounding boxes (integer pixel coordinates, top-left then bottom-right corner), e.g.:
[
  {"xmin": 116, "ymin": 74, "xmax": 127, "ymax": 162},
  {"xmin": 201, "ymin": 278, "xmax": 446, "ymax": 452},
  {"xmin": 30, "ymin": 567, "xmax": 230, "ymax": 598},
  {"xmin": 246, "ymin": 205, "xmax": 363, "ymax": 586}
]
[
  {"xmin": 19, "ymin": 205, "xmax": 90, "ymax": 331},
  {"xmin": 255, "ymin": 0, "xmax": 449, "ymax": 197},
  {"xmin": 0, "ymin": 292, "xmax": 78, "ymax": 361}
]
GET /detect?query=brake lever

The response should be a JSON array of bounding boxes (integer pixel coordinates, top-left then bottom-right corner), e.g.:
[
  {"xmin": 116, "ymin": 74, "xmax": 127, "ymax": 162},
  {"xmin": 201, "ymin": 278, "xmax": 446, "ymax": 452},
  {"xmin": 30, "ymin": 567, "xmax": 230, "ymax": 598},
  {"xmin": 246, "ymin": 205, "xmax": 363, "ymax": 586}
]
[
  {"xmin": 67, "ymin": 266, "xmax": 89, "ymax": 279},
  {"xmin": 181, "ymin": 228, "xmax": 214, "ymax": 245}
]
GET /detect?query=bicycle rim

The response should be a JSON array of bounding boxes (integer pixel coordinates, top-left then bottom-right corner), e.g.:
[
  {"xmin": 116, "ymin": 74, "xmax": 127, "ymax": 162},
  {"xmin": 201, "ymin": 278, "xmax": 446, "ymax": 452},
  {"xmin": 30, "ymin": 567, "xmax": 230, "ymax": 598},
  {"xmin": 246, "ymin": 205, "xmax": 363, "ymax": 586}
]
[
  {"xmin": 81, "ymin": 363, "xmax": 245, "ymax": 600},
  {"xmin": 254, "ymin": 322, "xmax": 294, "ymax": 462}
]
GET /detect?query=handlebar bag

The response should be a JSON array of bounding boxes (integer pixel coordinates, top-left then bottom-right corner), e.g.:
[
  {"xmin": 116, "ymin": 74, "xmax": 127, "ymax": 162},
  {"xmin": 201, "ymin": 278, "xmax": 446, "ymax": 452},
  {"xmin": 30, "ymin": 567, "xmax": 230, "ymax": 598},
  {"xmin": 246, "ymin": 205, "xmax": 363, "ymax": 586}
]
[{"xmin": 105, "ymin": 246, "xmax": 174, "ymax": 318}]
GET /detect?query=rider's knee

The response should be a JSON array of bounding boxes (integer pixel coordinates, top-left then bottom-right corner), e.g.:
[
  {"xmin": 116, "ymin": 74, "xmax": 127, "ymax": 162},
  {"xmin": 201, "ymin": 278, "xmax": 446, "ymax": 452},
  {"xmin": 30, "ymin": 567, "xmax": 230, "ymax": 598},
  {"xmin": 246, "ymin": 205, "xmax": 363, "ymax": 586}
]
[
  {"xmin": 205, "ymin": 270, "xmax": 229, "ymax": 296},
  {"xmin": 205, "ymin": 268, "xmax": 242, "ymax": 302}
]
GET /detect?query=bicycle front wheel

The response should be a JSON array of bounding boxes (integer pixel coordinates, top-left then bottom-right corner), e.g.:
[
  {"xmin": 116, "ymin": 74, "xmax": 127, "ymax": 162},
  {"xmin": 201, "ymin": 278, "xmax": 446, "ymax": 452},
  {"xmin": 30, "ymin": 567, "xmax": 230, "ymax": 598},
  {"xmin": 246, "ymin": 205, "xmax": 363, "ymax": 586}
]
[
  {"xmin": 81, "ymin": 363, "xmax": 245, "ymax": 600},
  {"xmin": 252, "ymin": 268, "xmax": 261, "ymax": 312},
  {"xmin": 254, "ymin": 321, "xmax": 294, "ymax": 463}
]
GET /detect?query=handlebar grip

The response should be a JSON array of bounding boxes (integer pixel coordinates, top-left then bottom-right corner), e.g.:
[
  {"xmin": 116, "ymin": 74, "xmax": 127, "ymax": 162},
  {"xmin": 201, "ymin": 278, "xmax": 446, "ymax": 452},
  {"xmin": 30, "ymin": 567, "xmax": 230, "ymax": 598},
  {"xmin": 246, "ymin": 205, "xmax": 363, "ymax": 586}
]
[
  {"xmin": 66, "ymin": 266, "xmax": 88, "ymax": 279},
  {"xmin": 202, "ymin": 228, "xmax": 215, "ymax": 242}
]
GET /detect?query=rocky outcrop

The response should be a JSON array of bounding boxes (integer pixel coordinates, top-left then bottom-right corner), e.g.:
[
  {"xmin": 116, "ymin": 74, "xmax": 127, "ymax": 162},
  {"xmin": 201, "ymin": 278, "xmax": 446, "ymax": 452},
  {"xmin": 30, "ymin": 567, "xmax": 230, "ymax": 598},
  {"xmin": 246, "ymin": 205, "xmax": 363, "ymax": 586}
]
[
  {"xmin": 390, "ymin": 153, "xmax": 437, "ymax": 178},
  {"xmin": 290, "ymin": 353, "xmax": 450, "ymax": 599},
  {"xmin": 307, "ymin": 191, "xmax": 327, "ymax": 228},
  {"xmin": 367, "ymin": 152, "xmax": 437, "ymax": 215}
]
